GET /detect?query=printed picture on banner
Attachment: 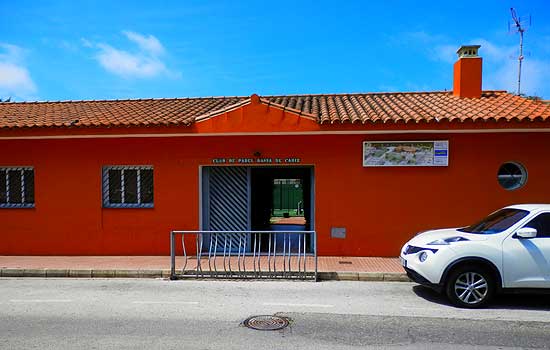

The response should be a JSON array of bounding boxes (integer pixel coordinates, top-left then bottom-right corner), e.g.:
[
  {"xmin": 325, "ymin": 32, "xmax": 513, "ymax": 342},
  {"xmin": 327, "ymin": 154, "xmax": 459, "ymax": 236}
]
[{"xmin": 363, "ymin": 142, "xmax": 435, "ymax": 166}]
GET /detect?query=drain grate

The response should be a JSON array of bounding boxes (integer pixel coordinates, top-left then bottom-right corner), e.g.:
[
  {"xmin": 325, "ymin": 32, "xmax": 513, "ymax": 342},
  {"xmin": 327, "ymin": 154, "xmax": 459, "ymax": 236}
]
[
  {"xmin": 338, "ymin": 261, "xmax": 353, "ymax": 264},
  {"xmin": 243, "ymin": 315, "xmax": 289, "ymax": 331}
]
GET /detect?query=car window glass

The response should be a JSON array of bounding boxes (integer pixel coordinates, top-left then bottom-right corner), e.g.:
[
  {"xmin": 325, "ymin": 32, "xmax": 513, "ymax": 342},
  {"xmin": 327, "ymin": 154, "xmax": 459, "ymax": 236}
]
[
  {"xmin": 524, "ymin": 213, "xmax": 550, "ymax": 238},
  {"xmin": 458, "ymin": 209, "xmax": 529, "ymax": 234}
]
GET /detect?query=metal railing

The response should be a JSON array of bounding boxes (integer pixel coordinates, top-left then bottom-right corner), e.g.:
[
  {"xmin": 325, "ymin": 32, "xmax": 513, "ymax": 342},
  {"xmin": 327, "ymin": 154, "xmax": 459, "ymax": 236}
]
[{"xmin": 170, "ymin": 231, "xmax": 317, "ymax": 281}]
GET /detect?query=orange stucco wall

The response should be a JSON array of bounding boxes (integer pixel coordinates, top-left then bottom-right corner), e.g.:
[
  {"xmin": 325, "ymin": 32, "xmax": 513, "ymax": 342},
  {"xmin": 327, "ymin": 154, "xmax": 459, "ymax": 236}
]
[{"xmin": 1, "ymin": 102, "xmax": 549, "ymax": 256}]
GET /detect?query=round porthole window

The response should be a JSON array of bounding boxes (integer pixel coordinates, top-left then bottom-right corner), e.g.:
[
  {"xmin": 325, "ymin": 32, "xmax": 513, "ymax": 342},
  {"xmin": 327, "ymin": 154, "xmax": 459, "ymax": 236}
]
[{"xmin": 497, "ymin": 162, "xmax": 527, "ymax": 190}]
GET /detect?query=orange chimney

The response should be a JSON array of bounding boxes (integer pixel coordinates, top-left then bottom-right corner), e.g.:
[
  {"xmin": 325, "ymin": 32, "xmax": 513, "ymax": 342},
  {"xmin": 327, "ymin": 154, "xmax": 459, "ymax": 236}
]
[{"xmin": 453, "ymin": 45, "xmax": 482, "ymax": 98}]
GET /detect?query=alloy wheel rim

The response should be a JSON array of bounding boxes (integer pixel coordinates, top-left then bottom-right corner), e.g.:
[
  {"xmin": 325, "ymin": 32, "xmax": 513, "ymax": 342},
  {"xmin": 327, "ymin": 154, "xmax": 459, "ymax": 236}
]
[{"xmin": 454, "ymin": 272, "xmax": 488, "ymax": 304}]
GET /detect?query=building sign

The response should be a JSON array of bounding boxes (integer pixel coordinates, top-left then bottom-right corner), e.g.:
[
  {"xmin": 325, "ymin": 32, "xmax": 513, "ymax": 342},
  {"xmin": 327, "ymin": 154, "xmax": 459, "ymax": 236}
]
[
  {"xmin": 212, "ymin": 157, "xmax": 301, "ymax": 164},
  {"xmin": 363, "ymin": 141, "xmax": 448, "ymax": 167}
]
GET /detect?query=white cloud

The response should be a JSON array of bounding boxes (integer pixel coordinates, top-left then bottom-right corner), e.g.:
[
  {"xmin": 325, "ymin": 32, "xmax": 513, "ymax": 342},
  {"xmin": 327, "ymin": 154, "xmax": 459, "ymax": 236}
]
[
  {"xmin": 123, "ymin": 31, "xmax": 165, "ymax": 56},
  {"xmin": 0, "ymin": 43, "xmax": 24, "ymax": 62},
  {"xmin": 96, "ymin": 43, "xmax": 168, "ymax": 78},
  {"xmin": 431, "ymin": 44, "xmax": 457, "ymax": 64},
  {"xmin": 406, "ymin": 32, "xmax": 550, "ymax": 98},
  {"xmin": 0, "ymin": 43, "xmax": 37, "ymax": 99},
  {"xmin": 86, "ymin": 31, "xmax": 178, "ymax": 79},
  {"xmin": 461, "ymin": 38, "xmax": 549, "ymax": 97},
  {"xmin": 81, "ymin": 38, "xmax": 93, "ymax": 48},
  {"xmin": 486, "ymin": 55, "xmax": 550, "ymax": 97}
]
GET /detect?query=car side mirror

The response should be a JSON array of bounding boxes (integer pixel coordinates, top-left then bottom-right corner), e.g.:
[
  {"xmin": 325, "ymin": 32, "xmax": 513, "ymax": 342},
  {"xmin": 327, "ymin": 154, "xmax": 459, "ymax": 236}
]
[{"xmin": 515, "ymin": 227, "xmax": 537, "ymax": 239}]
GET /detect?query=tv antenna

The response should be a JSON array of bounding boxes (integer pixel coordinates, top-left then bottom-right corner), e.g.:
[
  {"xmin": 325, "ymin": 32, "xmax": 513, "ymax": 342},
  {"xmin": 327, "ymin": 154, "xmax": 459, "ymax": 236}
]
[{"xmin": 508, "ymin": 8, "xmax": 531, "ymax": 95}]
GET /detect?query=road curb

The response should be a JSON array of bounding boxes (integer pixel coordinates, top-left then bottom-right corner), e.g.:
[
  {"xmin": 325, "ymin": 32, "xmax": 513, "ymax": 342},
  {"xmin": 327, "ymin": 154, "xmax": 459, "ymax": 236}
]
[
  {"xmin": 0, "ymin": 268, "xmax": 409, "ymax": 281},
  {"xmin": 69, "ymin": 269, "xmax": 93, "ymax": 278},
  {"xmin": 0, "ymin": 268, "xmax": 162, "ymax": 278},
  {"xmin": 318, "ymin": 271, "xmax": 409, "ymax": 282}
]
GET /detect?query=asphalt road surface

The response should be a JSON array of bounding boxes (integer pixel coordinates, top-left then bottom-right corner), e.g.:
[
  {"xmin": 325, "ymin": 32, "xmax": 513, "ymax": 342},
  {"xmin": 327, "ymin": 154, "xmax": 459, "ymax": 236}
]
[{"xmin": 1, "ymin": 278, "xmax": 550, "ymax": 349}]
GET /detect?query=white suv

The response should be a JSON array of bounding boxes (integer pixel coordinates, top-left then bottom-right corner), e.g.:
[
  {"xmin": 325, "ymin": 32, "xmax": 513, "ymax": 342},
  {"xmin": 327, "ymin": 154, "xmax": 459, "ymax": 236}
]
[{"xmin": 400, "ymin": 204, "xmax": 550, "ymax": 308}]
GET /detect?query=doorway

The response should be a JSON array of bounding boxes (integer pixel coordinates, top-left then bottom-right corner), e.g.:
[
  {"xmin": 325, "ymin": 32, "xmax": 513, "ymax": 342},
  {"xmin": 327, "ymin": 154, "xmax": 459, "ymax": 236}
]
[
  {"xmin": 250, "ymin": 167, "xmax": 313, "ymax": 253},
  {"xmin": 249, "ymin": 167, "xmax": 312, "ymax": 231},
  {"xmin": 201, "ymin": 166, "xmax": 314, "ymax": 252}
]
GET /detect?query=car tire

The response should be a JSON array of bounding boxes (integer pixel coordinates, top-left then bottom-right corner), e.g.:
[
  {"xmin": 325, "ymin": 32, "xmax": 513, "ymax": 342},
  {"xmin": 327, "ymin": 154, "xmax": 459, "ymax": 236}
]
[{"xmin": 445, "ymin": 265, "xmax": 495, "ymax": 308}]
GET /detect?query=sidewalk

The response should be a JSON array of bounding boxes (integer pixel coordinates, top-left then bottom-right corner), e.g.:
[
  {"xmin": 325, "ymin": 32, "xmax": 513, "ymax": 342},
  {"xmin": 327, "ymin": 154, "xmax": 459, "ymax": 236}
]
[{"xmin": 0, "ymin": 256, "xmax": 408, "ymax": 281}]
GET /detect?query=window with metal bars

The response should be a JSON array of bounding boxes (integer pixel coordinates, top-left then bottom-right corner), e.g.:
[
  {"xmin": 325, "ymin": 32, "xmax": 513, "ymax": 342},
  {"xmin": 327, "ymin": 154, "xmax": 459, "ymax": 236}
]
[
  {"xmin": 0, "ymin": 167, "xmax": 35, "ymax": 208},
  {"xmin": 102, "ymin": 166, "xmax": 154, "ymax": 208}
]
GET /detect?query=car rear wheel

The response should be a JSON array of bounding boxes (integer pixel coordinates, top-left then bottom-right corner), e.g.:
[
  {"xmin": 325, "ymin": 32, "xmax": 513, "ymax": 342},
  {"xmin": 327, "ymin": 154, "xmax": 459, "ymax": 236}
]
[{"xmin": 445, "ymin": 265, "xmax": 494, "ymax": 308}]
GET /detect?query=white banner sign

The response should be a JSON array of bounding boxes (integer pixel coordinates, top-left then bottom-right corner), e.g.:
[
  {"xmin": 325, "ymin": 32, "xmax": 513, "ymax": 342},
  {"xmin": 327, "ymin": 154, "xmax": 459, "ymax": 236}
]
[{"xmin": 363, "ymin": 141, "xmax": 449, "ymax": 167}]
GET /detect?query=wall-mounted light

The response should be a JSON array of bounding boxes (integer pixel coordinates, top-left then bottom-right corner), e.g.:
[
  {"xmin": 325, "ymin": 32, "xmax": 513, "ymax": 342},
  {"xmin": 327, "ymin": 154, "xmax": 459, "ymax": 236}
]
[{"xmin": 253, "ymin": 151, "xmax": 262, "ymax": 157}]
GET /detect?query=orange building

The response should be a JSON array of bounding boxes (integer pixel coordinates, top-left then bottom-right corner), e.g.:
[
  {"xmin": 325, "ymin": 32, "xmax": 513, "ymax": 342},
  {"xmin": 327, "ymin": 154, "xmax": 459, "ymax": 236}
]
[{"xmin": 1, "ymin": 45, "xmax": 549, "ymax": 256}]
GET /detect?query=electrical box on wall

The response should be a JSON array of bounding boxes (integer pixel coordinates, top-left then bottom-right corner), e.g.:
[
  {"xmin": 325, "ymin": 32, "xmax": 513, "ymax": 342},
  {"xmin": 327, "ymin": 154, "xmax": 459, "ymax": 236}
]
[{"xmin": 331, "ymin": 227, "xmax": 346, "ymax": 239}]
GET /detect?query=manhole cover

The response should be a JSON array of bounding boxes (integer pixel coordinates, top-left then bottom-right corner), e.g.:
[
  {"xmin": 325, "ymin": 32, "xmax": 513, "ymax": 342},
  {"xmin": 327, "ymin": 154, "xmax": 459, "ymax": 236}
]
[{"xmin": 243, "ymin": 315, "xmax": 289, "ymax": 331}]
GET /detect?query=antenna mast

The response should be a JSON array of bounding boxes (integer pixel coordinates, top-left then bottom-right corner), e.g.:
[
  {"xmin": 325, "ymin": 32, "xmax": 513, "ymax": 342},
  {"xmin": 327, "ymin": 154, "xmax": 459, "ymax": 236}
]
[{"xmin": 509, "ymin": 8, "xmax": 530, "ymax": 95}]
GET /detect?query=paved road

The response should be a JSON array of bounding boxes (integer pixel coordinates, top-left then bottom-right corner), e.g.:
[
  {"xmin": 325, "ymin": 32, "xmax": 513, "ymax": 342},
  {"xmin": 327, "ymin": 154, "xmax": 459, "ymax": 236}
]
[{"xmin": 1, "ymin": 278, "xmax": 550, "ymax": 349}]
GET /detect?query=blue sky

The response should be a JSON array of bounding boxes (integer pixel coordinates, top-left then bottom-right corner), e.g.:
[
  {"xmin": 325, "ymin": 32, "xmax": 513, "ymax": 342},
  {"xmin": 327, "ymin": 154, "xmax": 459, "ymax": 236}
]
[{"xmin": 1, "ymin": 0, "xmax": 549, "ymax": 101}]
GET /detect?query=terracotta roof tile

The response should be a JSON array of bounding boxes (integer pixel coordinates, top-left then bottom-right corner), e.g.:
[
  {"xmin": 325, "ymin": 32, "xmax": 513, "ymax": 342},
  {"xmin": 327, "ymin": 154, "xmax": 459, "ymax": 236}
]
[{"xmin": 0, "ymin": 91, "xmax": 549, "ymax": 130}]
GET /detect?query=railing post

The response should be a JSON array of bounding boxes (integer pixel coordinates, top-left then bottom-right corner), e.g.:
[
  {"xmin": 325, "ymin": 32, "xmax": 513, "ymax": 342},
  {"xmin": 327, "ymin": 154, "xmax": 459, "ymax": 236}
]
[
  {"xmin": 314, "ymin": 231, "xmax": 318, "ymax": 282},
  {"xmin": 170, "ymin": 230, "xmax": 176, "ymax": 280}
]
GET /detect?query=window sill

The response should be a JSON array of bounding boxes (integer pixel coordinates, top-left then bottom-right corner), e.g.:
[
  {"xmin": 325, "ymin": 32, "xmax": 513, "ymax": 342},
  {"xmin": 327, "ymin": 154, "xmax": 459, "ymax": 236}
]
[
  {"xmin": 103, "ymin": 203, "xmax": 154, "ymax": 209},
  {"xmin": 0, "ymin": 204, "xmax": 35, "ymax": 209}
]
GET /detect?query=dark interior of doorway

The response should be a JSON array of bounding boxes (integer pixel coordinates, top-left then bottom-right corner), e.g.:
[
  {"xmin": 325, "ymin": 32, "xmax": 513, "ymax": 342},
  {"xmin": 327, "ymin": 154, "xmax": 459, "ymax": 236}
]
[{"xmin": 250, "ymin": 167, "xmax": 312, "ymax": 252}]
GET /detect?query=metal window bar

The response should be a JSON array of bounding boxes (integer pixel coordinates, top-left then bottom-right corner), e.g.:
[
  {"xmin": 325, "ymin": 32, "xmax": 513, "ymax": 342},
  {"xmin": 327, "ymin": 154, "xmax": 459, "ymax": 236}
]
[
  {"xmin": 5, "ymin": 170, "xmax": 9, "ymax": 203},
  {"xmin": 137, "ymin": 169, "xmax": 141, "ymax": 204},
  {"xmin": 20, "ymin": 170, "xmax": 25, "ymax": 204},
  {"xmin": 121, "ymin": 169, "xmax": 125, "ymax": 204},
  {"xmin": 102, "ymin": 168, "xmax": 110, "ymax": 206},
  {"xmin": 170, "ymin": 230, "xmax": 317, "ymax": 281},
  {"xmin": 102, "ymin": 166, "xmax": 153, "ymax": 208},
  {"xmin": 0, "ymin": 167, "xmax": 34, "ymax": 208}
]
